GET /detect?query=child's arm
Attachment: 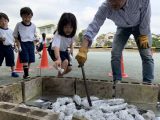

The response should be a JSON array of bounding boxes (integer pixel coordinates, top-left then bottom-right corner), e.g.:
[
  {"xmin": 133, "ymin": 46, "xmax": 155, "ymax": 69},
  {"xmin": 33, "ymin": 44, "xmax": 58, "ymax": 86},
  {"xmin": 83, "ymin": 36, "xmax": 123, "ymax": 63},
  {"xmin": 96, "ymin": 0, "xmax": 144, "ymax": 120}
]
[
  {"xmin": 53, "ymin": 46, "xmax": 61, "ymax": 68},
  {"xmin": 0, "ymin": 34, "xmax": 6, "ymax": 41},
  {"xmin": 0, "ymin": 38, "xmax": 5, "ymax": 41},
  {"xmin": 14, "ymin": 37, "xmax": 21, "ymax": 52},
  {"xmin": 70, "ymin": 42, "xmax": 74, "ymax": 56}
]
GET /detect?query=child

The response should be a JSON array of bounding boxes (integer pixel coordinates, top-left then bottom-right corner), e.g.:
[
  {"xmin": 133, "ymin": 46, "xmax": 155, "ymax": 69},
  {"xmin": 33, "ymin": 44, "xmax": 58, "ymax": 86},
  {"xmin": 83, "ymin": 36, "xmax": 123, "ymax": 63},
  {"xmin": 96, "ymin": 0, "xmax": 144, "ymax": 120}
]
[
  {"xmin": 13, "ymin": 7, "xmax": 37, "ymax": 79},
  {"xmin": 49, "ymin": 12, "xmax": 77, "ymax": 77},
  {"xmin": 35, "ymin": 33, "xmax": 46, "ymax": 59},
  {"xmin": 0, "ymin": 12, "xmax": 19, "ymax": 77}
]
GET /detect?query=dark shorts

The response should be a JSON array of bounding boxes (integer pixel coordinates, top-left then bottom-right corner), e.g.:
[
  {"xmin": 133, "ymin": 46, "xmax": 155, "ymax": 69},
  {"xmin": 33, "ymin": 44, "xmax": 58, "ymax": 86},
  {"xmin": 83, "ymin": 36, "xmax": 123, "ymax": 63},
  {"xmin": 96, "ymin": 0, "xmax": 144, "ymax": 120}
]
[
  {"xmin": 36, "ymin": 43, "xmax": 43, "ymax": 52},
  {"xmin": 19, "ymin": 41, "xmax": 35, "ymax": 63},
  {"xmin": 0, "ymin": 43, "xmax": 15, "ymax": 66},
  {"xmin": 48, "ymin": 43, "xmax": 71, "ymax": 66}
]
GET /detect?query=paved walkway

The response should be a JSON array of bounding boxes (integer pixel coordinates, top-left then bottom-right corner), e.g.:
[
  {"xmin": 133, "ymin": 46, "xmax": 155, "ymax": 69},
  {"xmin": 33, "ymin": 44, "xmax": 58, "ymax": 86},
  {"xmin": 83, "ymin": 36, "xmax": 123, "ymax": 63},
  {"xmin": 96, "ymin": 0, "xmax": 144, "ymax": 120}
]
[{"xmin": 0, "ymin": 49, "xmax": 160, "ymax": 85}]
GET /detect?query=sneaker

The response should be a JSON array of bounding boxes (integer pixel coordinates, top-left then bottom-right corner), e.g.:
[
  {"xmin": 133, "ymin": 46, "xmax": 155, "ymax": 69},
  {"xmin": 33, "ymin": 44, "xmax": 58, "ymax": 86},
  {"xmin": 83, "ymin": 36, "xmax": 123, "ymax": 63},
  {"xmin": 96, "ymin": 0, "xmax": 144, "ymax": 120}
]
[
  {"xmin": 23, "ymin": 75, "xmax": 30, "ymax": 79},
  {"xmin": 113, "ymin": 80, "xmax": 121, "ymax": 84},
  {"xmin": 143, "ymin": 81, "xmax": 152, "ymax": 85},
  {"xmin": 11, "ymin": 72, "xmax": 19, "ymax": 77},
  {"xmin": 116, "ymin": 80, "xmax": 121, "ymax": 84}
]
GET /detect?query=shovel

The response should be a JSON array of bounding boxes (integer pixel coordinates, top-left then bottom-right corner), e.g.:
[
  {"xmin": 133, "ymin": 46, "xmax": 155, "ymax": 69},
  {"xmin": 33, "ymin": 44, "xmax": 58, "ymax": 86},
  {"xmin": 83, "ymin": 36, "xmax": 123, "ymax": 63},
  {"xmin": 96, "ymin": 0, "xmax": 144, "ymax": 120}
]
[
  {"xmin": 112, "ymin": 80, "xmax": 117, "ymax": 98},
  {"xmin": 79, "ymin": 65, "xmax": 92, "ymax": 107}
]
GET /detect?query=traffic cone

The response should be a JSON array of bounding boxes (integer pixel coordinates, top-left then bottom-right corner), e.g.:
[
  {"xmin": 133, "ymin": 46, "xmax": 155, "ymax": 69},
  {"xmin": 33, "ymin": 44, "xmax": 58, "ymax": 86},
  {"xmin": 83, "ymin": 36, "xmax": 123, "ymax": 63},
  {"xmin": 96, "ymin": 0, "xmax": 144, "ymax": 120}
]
[
  {"xmin": 121, "ymin": 54, "xmax": 128, "ymax": 78},
  {"xmin": 108, "ymin": 54, "xmax": 128, "ymax": 78},
  {"xmin": 15, "ymin": 53, "xmax": 23, "ymax": 73},
  {"xmin": 38, "ymin": 43, "xmax": 49, "ymax": 69}
]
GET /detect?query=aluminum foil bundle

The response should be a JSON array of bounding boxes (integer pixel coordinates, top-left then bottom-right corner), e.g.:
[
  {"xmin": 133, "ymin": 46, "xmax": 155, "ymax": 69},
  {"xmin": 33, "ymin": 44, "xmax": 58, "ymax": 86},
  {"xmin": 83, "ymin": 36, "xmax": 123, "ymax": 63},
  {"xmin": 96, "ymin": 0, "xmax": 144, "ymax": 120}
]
[
  {"xmin": 116, "ymin": 109, "xmax": 135, "ymax": 120},
  {"xmin": 56, "ymin": 97, "xmax": 73, "ymax": 106},
  {"xmin": 73, "ymin": 95, "xmax": 81, "ymax": 105}
]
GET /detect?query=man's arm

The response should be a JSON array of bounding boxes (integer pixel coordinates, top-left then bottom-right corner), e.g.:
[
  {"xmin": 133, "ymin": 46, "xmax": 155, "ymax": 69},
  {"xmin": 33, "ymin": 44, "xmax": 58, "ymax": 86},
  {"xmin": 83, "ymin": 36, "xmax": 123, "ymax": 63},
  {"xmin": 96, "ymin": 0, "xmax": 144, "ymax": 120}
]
[
  {"xmin": 139, "ymin": 0, "xmax": 151, "ymax": 35},
  {"xmin": 75, "ymin": 1, "xmax": 111, "ymax": 65},
  {"xmin": 83, "ymin": 1, "xmax": 111, "ymax": 47}
]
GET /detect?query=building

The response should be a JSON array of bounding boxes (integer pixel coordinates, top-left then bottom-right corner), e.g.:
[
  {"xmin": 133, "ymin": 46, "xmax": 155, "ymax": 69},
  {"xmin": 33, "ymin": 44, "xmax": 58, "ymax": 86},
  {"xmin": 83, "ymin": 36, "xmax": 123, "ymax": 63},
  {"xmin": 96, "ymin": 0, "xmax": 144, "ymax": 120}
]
[
  {"xmin": 37, "ymin": 24, "xmax": 55, "ymax": 40},
  {"xmin": 105, "ymin": 32, "xmax": 114, "ymax": 42}
]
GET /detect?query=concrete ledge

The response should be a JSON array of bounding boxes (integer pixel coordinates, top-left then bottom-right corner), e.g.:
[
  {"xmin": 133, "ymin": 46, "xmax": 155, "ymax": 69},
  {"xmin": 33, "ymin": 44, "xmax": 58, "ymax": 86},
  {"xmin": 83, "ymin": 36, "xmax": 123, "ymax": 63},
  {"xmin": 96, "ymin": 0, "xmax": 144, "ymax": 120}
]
[
  {"xmin": 0, "ymin": 102, "xmax": 59, "ymax": 120},
  {"xmin": 42, "ymin": 77, "xmax": 75, "ymax": 96},
  {"xmin": 22, "ymin": 77, "xmax": 42, "ymax": 102},
  {"xmin": 76, "ymin": 78, "xmax": 113, "ymax": 99},
  {"xmin": 116, "ymin": 82, "xmax": 159, "ymax": 105},
  {"xmin": 0, "ymin": 83, "xmax": 22, "ymax": 104}
]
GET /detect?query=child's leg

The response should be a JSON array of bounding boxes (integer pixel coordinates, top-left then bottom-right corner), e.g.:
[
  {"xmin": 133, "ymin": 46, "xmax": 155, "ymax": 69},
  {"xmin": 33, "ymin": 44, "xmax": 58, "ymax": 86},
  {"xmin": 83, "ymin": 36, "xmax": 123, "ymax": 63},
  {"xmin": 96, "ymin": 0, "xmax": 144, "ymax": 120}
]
[
  {"xmin": 4, "ymin": 45, "xmax": 19, "ymax": 77},
  {"xmin": 57, "ymin": 59, "xmax": 68, "ymax": 77},
  {"xmin": 23, "ymin": 41, "xmax": 35, "ymax": 78},
  {"xmin": 23, "ymin": 63, "xmax": 29, "ymax": 78},
  {"xmin": 11, "ymin": 66, "xmax": 14, "ymax": 72},
  {"xmin": 10, "ymin": 66, "xmax": 19, "ymax": 77},
  {"xmin": 63, "ymin": 66, "xmax": 72, "ymax": 75},
  {"xmin": 38, "ymin": 52, "xmax": 41, "ymax": 59}
]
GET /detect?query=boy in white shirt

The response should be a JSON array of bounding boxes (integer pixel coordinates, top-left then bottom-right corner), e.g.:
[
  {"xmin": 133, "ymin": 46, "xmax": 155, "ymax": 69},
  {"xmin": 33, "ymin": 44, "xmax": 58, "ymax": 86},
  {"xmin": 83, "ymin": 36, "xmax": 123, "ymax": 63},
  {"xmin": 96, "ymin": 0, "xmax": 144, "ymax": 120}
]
[
  {"xmin": 13, "ymin": 7, "xmax": 37, "ymax": 79},
  {"xmin": 0, "ymin": 12, "xmax": 19, "ymax": 77}
]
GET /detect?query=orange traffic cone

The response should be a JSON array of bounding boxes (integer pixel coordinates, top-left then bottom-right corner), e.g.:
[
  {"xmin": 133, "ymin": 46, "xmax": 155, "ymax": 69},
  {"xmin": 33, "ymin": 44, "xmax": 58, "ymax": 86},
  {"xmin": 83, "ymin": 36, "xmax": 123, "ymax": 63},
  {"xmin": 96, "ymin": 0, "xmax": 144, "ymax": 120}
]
[
  {"xmin": 108, "ymin": 54, "xmax": 128, "ymax": 78},
  {"xmin": 15, "ymin": 53, "xmax": 23, "ymax": 73},
  {"xmin": 38, "ymin": 43, "xmax": 49, "ymax": 69},
  {"xmin": 121, "ymin": 54, "xmax": 128, "ymax": 78}
]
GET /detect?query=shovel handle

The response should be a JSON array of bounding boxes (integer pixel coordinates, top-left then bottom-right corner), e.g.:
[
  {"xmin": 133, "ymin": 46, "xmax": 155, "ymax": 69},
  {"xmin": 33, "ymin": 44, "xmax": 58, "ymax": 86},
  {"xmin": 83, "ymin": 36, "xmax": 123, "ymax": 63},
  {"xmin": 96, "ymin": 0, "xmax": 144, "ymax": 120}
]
[{"xmin": 80, "ymin": 66, "xmax": 92, "ymax": 107}]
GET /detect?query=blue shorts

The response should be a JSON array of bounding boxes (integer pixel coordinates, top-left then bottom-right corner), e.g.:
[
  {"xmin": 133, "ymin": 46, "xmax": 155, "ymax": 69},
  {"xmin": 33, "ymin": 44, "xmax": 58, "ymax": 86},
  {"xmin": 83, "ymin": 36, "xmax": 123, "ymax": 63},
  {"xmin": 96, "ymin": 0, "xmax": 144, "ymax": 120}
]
[
  {"xmin": 48, "ymin": 49, "xmax": 71, "ymax": 66},
  {"xmin": 19, "ymin": 41, "xmax": 35, "ymax": 63},
  {"xmin": 0, "ymin": 43, "xmax": 15, "ymax": 67},
  {"xmin": 47, "ymin": 43, "xmax": 71, "ymax": 66}
]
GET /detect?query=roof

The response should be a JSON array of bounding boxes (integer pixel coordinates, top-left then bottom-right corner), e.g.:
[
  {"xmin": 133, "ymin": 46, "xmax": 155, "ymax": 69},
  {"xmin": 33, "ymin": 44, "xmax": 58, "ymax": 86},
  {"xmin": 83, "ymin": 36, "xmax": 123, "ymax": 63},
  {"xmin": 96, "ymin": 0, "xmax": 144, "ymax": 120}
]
[{"xmin": 38, "ymin": 24, "xmax": 55, "ymax": 29}]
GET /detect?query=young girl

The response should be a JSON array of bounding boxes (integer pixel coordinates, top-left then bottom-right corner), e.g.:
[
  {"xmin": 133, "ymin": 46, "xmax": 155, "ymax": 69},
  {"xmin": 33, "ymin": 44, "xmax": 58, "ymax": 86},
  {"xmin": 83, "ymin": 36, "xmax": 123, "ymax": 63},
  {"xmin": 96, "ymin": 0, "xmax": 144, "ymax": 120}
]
[
  {"xmin": 49, "ymin": 12, "xmax": 77, "ymax": 77},
  {"xmin": 35, "ymin": 33, "xmax": 46, "ymax": 59}
]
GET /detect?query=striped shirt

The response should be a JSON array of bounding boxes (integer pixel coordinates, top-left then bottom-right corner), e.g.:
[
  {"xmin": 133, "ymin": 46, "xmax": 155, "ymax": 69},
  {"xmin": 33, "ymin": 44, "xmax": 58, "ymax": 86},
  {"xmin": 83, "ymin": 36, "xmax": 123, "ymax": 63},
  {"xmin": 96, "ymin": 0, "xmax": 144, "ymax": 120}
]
[{"xmin": 84, "ymin": 0, "xmax": 151, "ymax": 45}]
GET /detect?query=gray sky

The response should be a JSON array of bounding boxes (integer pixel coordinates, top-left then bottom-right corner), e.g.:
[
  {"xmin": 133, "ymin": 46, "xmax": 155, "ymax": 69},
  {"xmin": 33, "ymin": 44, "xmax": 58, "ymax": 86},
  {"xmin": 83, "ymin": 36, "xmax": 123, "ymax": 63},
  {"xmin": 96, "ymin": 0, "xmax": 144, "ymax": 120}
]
[{"xmin": 0, "ymin": 0, "xmax": 160, "ymax": 38}]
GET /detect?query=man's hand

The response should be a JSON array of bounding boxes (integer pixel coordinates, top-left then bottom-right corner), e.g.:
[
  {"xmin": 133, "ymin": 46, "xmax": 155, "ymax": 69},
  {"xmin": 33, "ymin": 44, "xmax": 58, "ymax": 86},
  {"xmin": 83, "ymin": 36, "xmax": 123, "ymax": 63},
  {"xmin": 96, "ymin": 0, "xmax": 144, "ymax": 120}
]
[
  {"xmin": 138, "ymin": 35, "xmax": 149, "ymax": 49},
  {"xmin": 75, "ymin": 47, "xmax": 88, "ymax": 66}
]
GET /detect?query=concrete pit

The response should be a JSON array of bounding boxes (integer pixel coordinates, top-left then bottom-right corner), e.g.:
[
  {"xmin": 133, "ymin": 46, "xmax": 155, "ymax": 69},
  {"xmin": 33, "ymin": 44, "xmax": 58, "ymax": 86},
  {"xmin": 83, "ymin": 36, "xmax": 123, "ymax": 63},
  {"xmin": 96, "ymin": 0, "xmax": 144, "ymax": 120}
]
[{"xmin": 0, "ymin": 76, "xmax": 159, "ymax": 120}]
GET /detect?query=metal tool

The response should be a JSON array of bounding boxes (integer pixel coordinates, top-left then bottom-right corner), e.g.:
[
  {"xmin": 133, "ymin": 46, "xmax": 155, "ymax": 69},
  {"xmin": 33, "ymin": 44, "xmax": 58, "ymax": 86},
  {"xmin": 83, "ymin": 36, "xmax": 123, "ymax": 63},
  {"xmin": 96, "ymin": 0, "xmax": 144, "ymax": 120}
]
[
  {"xmin": 79, "ymin": 65, "xmax": 92, "ymax": 107},
  {"xmin": 112, "ymin": 80, "xmax": 117, "ymax": 98}
]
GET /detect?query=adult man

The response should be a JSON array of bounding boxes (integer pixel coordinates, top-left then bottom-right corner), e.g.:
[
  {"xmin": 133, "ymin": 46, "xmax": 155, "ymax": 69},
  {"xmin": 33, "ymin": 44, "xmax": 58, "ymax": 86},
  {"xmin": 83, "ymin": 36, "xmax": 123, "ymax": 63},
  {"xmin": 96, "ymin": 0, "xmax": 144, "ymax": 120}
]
[{"xmin": 76, "ymin": 0, "xmax": 154, "ymax": 83}]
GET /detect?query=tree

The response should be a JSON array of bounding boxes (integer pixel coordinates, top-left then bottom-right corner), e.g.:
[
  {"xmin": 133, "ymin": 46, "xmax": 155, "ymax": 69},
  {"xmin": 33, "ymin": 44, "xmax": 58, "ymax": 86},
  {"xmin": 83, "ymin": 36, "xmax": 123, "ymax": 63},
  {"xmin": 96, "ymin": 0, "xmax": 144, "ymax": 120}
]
[{"xmin": 74, "ymin": 30, "xmax": 85, "ymax": 46}]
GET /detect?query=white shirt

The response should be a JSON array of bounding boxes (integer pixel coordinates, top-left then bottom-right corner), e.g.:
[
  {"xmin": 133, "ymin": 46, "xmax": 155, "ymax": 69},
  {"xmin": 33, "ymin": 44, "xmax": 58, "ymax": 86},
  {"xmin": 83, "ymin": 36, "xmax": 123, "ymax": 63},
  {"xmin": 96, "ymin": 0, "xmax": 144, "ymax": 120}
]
[
  {"xmin": 51, "ymin": 32, "xmax": 74, "ymax": 51},
  {"xmin": 39, "ymin": 38, "xmax": 47, "ymax": 44},
  {"xmin": 13, "ymin": 22, "xmax": 36, "ymax": 42},
  {"xmin": 0, "ymin": 28, "xmax": 14, "ymax": 45}
]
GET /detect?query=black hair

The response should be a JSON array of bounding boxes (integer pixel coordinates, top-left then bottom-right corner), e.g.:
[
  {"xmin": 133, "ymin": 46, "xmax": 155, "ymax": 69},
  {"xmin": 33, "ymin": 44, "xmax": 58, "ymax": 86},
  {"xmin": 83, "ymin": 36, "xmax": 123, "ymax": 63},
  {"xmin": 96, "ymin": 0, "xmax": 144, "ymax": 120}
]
[
  {"xmin": 42, "ymin": 33, "xmax": 46, "ymax": 40},
  {"xmin": 57, "ymin": 12, "xmax": 77, "ymax": 38},
  {"xmin": 0, "ymin": 12, "xmax": 9, "ymax": 22},
  {"xmin": 20, "ymin": 7, "xmax": 33, "ymax": 17}
]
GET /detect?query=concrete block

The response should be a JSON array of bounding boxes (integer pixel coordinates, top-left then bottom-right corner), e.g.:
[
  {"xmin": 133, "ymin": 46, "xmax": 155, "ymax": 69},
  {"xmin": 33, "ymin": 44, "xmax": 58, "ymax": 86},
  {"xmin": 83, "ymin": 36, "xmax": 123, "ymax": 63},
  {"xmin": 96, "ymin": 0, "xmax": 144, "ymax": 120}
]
[
  {"xmin": 22, "ymin": 77, "xmax": 42, "ymax": 102},
  {"xmin": 42, "ymin": 77, "xmax": 75, "ymax": 96},
  {"xmin": 76, "ymin": 78, "xmax": 113, "ymax": 99},
  {"xmin": 116, "ymin": 82, "xmax": 159, "ymax": 105},
  {"xmin": 72, "ymin": 116, "xmax": 88, "ymax": 120},
  {"xmin": 0, "ymin": 102, "xmax": 59, "ymax": 120},
  {"xmin": 0, "ymin": 102, "xmax": 16, "ymax": 110},
  {"xmin": 0, "ymin": 83, "xmax": 22, "ymax": 103},
  {"xmin": 29, "ymin": 109, "xmax": 59, "ymax": 120}
]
